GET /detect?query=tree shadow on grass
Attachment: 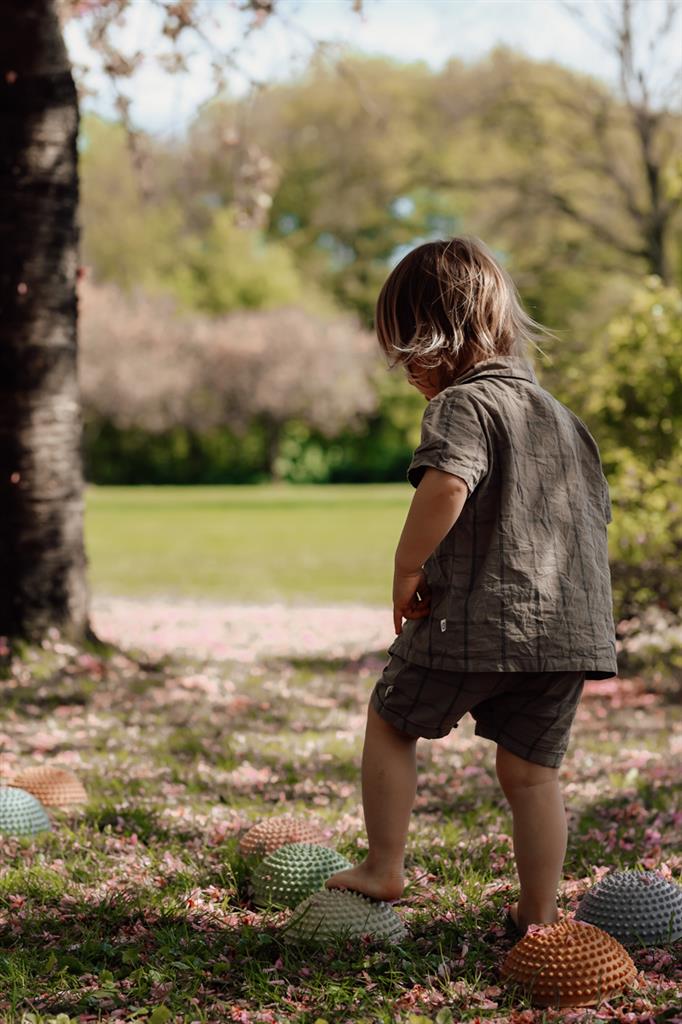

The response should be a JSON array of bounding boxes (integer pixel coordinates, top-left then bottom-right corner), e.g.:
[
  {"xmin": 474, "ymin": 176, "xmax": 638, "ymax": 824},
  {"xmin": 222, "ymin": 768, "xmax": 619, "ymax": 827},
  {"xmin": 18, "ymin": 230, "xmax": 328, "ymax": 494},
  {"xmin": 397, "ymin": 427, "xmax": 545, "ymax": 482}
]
[
  {"xmin": 0, "ymin": 890, "xmax": 252, "ymax": 1016},
  {"xmin": 263, "ymin": 647, "xmax": 389, "ymax": 676},
  {"xmin": 0, "ymin": 883, "xmax": 416, "ymax": 1019},
  {"xmin": 78, "ymin": 804, "xmax": 198, "ymax": 846}
]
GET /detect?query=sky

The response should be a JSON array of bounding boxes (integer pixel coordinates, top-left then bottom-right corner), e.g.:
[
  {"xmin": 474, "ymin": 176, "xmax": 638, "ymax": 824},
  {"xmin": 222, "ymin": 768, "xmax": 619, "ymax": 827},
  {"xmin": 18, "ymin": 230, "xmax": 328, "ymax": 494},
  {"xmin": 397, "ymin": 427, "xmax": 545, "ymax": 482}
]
[{"xmin": 64, "ymin": 0, "xmax": 681, "ymax": 138}]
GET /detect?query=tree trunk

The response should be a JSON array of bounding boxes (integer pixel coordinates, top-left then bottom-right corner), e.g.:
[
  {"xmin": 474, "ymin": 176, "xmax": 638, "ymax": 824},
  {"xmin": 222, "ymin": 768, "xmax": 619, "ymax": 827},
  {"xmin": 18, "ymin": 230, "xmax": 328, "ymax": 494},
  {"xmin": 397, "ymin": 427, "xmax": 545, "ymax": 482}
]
[
  {"xmin": 635, "ymin": 110, "xmax": 670, "ymax": 282},
  {"xmin": 0, "ymin": 0, "xmax": 92, "ymax": 644}
]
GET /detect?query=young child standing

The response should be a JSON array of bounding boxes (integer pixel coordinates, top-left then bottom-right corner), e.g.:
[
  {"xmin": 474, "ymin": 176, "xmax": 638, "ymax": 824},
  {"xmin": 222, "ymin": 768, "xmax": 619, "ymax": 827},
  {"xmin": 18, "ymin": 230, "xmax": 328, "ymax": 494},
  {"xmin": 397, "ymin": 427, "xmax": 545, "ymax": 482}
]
[{"xmin": 325, "ymin": 236, "xmax": 617, "ymax": 937}]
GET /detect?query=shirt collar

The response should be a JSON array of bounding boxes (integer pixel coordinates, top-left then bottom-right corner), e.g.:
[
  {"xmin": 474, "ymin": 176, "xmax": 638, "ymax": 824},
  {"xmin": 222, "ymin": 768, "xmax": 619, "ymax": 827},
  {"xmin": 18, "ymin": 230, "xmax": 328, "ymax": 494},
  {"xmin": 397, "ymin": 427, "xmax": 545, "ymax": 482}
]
[{"xmin": 450, "ymin": 355, "xmax": 538, "ymax": 387}]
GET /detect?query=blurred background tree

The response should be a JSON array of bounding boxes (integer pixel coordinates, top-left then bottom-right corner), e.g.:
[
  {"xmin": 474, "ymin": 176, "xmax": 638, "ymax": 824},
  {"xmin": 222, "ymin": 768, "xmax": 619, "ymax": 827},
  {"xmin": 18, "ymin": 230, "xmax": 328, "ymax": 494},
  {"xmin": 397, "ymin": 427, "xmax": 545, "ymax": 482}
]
[
  {"xmin": 583, "ymin": 277, "xmax": 682, "ymax": 617},
  {"xmin": 2, "ymin": 0, "xmax": 680, "ymax": 645},
  {"xmin": 76, "ymin": 6, "xmax": 681, "ymax": 499}
]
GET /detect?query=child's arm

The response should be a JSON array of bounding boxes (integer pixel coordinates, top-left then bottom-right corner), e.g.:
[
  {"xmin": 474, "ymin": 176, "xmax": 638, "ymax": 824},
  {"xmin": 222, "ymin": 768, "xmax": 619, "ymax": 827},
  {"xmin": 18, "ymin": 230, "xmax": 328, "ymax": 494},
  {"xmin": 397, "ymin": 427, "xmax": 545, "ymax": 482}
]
[{"xmin": 393, "ymin": 467, "xmax": 468, "ymax": 634}]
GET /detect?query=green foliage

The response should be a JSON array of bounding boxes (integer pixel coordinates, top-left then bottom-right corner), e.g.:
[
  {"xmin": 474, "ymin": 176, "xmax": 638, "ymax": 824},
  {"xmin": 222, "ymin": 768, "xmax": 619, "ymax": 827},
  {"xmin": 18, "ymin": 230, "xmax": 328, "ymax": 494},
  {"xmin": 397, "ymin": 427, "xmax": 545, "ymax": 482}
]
[
  {"xmin": 80, "ymin": 44, "xmax": 682, "ymax": 334},
  {"xmin": 585, "ymin": 278, "xmax": 682, "ymax": 463},
  {"xmin": 273, "ymin": 421, "xmax": 346, "ymax": 484},
  {"xmin": 79, "ymin": 116, "xmax": 326, "ymax": 315},
  {"xmin": 250, "ymin": 48, "xmax": 679, "ymax": 324},
  {"xmin": 83, "ymin": 417, "xmax": 272, "ymax": 485},
  {"xmin": 572, "ymin": 279, "xmax": 682, "ymax": 618},
  {"xmin": 269, "ymin": 373, "xmax": 424, "ymax": 485},
  {"xmin": 326, "ymin": 371, "xmax": 425, "ymax": 484},
  {"xmin": 148, "ymin": 1007, "xmax": 173, "ymax": 1024},
  {"xmin": 83, "ymin": 371, "xmax": 424, "ymax": 487},
  {"xmin": 79, "ymin": 117, "xmax": 182, "ymax": 292},
  {"xmin": 227, "ymin": 54, "xmax": 447, "ymax": 323},
  {"xmin": 19, "ymin": 1016, "xmax": 79, "ymax": 1024},
  {"xmin": 166, "ymin": 206, "xmax": 316, "ymax": 315},
  {"xmin": 607, "ymin": 447, "xmax": 682, "ymax": 618}
]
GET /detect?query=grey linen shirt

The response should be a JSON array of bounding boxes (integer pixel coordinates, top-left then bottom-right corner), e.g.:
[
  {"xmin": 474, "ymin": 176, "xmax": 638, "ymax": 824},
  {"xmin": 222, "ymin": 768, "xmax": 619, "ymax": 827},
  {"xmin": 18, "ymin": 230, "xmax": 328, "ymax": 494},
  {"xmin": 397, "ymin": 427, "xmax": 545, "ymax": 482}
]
[{"xmin": 388, "ymin": 355, "xmax": 618, "ymax": 680}]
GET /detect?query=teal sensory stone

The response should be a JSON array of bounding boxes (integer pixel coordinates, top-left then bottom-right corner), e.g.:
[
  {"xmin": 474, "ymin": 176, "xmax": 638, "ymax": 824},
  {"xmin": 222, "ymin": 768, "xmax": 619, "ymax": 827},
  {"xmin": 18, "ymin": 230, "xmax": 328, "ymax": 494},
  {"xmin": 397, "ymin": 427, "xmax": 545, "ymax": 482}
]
[
  {"xmin": 253, "ymin": 842, "xmax": 353, "ymax": 909},
  {"xmin": 0, "ymin": 785, "xmax": 52, "ymax": 836}
]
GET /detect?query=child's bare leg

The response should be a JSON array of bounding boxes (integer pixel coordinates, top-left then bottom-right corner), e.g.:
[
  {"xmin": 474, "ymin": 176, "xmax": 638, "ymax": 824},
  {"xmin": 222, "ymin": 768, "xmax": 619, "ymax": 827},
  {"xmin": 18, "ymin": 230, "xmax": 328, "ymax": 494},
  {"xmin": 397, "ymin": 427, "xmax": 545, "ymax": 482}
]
[
  {"xmin": 325, "ymin": 702, "xmax": 417, "ymax": 901},
  {"xmin": 496, "ymin": 746, "xmax": 566, "ymax": 930}
]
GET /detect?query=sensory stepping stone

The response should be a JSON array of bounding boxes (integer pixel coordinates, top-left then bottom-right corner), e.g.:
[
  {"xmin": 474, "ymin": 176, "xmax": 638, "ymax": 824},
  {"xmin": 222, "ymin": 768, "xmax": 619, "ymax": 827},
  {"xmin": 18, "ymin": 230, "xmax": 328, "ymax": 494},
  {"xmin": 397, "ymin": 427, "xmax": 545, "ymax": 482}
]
[
  {"xmin": 5, "ymin": 765, "xmax": 87, "ymax": 809},
  {"xmin": 500, "ymin": 918, "xmax": 636, "ymax": 1008},
  {"xmin": 0, "ymin": 786, "xmax": 52, "ymax": 836},
  {"xmin": 253, "ymin": 842, "xmax": 353, "ymax": 909},
  {"xmin": 282, "ymin": 888, "xmax": 407, "ymax": 946},
  {"xmin": 239, "ymin": 815, "xmax": 329, "ymax": 862},
  {"xmin": 575, "ymin": 869, "xmax": 682, "ymax": 946}
]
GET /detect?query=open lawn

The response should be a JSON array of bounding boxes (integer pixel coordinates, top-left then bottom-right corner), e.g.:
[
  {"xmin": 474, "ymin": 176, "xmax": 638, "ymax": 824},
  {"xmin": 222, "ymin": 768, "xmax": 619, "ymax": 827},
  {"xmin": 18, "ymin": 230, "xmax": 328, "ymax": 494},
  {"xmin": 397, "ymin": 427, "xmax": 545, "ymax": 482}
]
[{"xmin": 85, "ymin": 485, "xmax": 409, "ymax": 605}]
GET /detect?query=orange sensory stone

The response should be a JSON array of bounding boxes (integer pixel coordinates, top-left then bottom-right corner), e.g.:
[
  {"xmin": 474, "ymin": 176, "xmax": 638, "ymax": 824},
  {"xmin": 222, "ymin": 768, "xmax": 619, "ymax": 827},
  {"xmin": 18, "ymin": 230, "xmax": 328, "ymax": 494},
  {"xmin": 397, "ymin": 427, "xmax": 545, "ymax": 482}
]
[
  {"xmin": 5, "ymin": 765, "xmax": 87, "ymax": 809},
  {"xmin": 500, "ymin": 918, "xmax": 637, "ymax": 1008},
  {"xmin": 238, "ymin": 815, "xmax": 330, "ymax": 861}
]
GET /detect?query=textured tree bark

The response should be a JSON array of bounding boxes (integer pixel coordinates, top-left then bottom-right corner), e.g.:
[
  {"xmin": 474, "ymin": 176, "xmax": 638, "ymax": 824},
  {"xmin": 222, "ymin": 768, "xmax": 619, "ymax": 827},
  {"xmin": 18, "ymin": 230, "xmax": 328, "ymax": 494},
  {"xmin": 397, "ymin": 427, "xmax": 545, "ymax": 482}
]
[{"xmin": 0, "ymin": 0, "xmax": 92, "ymax": 643}]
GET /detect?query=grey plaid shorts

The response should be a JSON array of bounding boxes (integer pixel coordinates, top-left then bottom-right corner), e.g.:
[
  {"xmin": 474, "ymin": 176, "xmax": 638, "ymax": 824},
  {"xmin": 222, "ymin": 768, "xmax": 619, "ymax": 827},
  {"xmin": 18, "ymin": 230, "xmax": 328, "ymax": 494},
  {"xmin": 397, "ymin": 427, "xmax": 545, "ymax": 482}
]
[{"xmin": 370, "ymin": 653, "xmax": 585, "ymax": 768}]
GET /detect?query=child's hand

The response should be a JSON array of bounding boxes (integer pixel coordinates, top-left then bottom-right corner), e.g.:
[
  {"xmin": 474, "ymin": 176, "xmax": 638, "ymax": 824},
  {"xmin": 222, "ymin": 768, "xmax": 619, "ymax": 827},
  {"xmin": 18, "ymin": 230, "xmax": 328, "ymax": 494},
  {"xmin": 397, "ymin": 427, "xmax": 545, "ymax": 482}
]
[{"xmin": 393, "ymin": 568, "xmax": 431, "ymax": 635}]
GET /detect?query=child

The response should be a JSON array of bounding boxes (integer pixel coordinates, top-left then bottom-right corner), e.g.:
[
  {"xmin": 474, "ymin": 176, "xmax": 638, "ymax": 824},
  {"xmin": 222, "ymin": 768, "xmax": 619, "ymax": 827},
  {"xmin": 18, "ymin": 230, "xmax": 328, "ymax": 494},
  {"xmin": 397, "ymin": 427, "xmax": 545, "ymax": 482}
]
[{"xmin": 325, "ymin": 236, "xmax": 617, "ymax": 937}]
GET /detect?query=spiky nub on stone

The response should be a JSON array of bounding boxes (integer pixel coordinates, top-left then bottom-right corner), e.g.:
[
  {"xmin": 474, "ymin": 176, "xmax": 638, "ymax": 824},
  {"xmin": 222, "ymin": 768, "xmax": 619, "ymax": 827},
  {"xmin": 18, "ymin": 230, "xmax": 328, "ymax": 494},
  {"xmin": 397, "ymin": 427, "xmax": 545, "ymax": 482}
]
[
  {"xmin": 575, "ymin": 869, "xmax": 682, "ymax": 946},
  {"xmin": 282, "ymin": 888, "xmax": 407, "ymax": 946},
  {"xmin": 501, "ymin": 918, "xmax": 636, "ymax": 1008},
  {"xmin": 239, "ymin": 815, "xmax": 329, "ymax": 862},
  {"xmin": 0, "ymin": 786, "xmax": 52, "ymax": 836},
  {"xmin": 252, "ymin": 842, "xmax": 353, "ymax": 909},
  {"xmin": 4, "ymin": 765, "xmax": 87, "ymax": 809}
]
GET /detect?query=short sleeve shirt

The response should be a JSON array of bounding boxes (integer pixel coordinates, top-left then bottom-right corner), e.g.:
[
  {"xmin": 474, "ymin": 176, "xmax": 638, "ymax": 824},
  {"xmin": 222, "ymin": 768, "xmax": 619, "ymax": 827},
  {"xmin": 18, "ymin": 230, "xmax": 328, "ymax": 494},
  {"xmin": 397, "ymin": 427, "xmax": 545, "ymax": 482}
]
[{"xmin": 387, "ymin": 355, "xmax": 618, "ymax": 680}]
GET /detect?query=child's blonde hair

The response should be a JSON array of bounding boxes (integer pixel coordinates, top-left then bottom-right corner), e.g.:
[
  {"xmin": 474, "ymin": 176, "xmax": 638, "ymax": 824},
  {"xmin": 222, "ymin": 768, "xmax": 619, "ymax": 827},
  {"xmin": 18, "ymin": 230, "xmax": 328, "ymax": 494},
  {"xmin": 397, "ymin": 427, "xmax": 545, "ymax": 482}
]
[{"xmin": 375, "ymin": 236, "xmax": 553, "ymax": 383}]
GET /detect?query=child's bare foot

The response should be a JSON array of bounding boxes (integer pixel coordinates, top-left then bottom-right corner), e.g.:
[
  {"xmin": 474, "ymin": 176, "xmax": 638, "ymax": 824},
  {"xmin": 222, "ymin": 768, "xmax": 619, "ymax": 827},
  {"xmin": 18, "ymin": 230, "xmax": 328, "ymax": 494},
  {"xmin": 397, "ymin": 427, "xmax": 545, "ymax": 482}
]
[
  {"xmin": 325, "ymin": 860, "xmax": 404, "ymax": 902},
  {"xmin": 503, "ymin": 905, "xmax": 524, "ymax": 937},
  {"xmin": 510, "ymin": 900, "xmax": 559, "ymax": 932}
]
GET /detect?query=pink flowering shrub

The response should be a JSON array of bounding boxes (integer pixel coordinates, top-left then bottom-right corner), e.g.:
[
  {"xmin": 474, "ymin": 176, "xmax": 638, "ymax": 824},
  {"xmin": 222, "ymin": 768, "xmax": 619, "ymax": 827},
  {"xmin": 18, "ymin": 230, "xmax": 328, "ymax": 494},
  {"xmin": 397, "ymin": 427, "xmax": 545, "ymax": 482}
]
[{"xmin": 78, "ymin": 280, "xmax": 380, "ymax": 437}]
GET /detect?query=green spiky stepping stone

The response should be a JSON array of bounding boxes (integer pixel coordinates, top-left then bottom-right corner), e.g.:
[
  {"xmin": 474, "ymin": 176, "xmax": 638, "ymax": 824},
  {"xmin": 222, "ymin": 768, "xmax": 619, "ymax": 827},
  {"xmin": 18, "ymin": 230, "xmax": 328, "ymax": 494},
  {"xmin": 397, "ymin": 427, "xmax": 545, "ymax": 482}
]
[
  {"xmin": 0, "ymin": 786, "xmax": 52, "ymax": 836},
  {"xmin": 575, "ymin": 869, "xmax": 682, "ymax": 946},
  {"xmin": 252, "ymin": 842, "xmax": 353, "ymax": 909},
  {"xmin": 282, "ymin": 888, "xmax": 407, "ymax": 946}
]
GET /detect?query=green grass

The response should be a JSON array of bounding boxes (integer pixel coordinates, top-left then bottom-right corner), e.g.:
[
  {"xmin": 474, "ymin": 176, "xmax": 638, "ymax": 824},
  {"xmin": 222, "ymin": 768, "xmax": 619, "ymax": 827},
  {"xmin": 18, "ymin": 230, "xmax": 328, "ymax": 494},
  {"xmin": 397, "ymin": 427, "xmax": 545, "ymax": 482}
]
[
  {"xmin": 0, "ymin": 638, "xmax": 680, "ymax": 1022},
  {"xmin": 85, "ymin": 483, "xmax": 410, "ymax": 603},
  {"xmin": 3, "ymin": 485, "xmax": 680, "ymax": 1021}
]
